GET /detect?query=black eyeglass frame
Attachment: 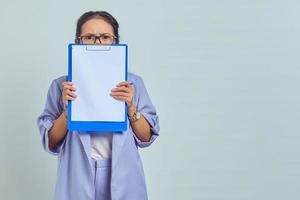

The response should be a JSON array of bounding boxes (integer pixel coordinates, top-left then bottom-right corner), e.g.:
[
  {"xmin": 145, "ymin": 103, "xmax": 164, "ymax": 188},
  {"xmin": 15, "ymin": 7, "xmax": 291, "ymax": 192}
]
[{"xmin": 76, "ymin": 33, "xmax": 118, "ymax": 44}]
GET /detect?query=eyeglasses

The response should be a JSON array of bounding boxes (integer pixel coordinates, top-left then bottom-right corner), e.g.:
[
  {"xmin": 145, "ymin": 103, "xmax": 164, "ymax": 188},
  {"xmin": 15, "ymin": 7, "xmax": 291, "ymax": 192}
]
[{"xmin": 77, "ymin": 33, "xmax": 117, "ymax": 44}]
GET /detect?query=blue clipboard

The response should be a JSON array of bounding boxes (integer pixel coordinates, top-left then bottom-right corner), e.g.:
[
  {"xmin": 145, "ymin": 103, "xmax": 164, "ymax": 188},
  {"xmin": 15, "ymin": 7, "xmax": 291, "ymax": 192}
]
[{"xmin": 67, "ymin": 44, "xmax": 128, "ymax": 132}]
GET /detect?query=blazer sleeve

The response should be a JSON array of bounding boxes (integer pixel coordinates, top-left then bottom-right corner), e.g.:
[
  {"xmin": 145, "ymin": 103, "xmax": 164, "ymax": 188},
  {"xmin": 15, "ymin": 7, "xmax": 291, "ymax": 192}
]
[
  {"xmin": 132, "ymin": 76, "xmax": 160, "ymax": 148},
  {"xmin": 37, "ymin": 79, "xmax": 66, "ymax": 156}
]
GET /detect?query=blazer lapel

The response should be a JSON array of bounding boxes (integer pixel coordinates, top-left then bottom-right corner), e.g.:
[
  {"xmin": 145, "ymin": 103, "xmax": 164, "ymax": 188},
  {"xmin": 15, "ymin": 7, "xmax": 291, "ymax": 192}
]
[
  {"xmin": 77, "ymin": 131, "xmax": 93, "ymax": 170},
  {"xmin": 112, "ymin": 124, "xmax": 129, "ymax": 170}
]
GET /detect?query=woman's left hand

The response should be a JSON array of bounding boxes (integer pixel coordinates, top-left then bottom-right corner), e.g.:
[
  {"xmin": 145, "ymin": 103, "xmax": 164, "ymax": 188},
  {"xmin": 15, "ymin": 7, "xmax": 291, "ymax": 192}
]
[{"xmin": 110, "ymin": 81, "xmax": 134, "ymax": 107}]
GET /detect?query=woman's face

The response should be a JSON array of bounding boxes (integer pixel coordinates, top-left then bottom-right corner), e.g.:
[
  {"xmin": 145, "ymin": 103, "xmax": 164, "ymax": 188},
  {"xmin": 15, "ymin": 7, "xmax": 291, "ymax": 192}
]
[{"xmin": 79, "ymin": 17, "xmax": 116, "ymax": 44}]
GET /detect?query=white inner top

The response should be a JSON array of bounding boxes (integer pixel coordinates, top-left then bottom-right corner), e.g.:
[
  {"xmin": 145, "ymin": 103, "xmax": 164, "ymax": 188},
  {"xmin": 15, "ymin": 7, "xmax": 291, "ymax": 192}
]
[{"xmin": 90, "ymin": 132, "xmax": 113, "ymax": 160}]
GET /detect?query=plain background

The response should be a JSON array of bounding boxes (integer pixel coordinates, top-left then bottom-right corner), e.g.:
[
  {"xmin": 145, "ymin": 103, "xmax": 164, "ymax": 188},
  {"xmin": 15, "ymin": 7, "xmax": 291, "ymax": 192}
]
[{"xmin": 1, "ymin": 0, "xmax": 300, "ymax": 199}]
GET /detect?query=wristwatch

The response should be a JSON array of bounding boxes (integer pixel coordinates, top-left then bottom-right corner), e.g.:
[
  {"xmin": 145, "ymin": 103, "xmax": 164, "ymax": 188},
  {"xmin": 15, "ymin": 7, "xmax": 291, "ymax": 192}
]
[{"xmin": 128, "ymin": 111, "xmax": 141, "ymax": 122}]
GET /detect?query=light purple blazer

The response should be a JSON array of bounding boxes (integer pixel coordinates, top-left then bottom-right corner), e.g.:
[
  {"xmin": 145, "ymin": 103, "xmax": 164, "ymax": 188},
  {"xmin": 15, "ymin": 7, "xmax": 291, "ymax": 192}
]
[{"xmin": 37, "ymin": 73, "xmax": 160, "ymax": 200}]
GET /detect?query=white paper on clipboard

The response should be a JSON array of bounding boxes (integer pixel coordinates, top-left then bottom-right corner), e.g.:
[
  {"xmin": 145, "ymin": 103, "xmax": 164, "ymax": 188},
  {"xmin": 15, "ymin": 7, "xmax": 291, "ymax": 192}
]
[{"xmin": 70, "ymin": 45, "xmax": 127, "ymax": 122}]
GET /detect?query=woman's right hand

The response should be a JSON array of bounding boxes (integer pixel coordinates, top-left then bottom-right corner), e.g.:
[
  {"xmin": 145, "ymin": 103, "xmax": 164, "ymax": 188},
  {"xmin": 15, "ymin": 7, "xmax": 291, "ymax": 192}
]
[
  {"xmin": 62, "ymin": 81, "xmax": 77, "ymax": 109},
  {"xmin": 48, "ymin": 81, "xmax": 76, "ymax": 149}
]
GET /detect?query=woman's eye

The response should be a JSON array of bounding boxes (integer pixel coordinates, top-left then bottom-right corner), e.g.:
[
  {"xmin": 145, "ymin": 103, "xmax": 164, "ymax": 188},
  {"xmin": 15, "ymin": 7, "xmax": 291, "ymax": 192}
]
[
  {"xmin": 86, "ymin": 36, "xmax": 94, "ymax": 40},
  {"xmin": 102, "ymin": 35, "xmax": 110, "ymax": 40},
  {"xmin": 82, "ymin": 35, "xmax": 94, "ymax": 40}
]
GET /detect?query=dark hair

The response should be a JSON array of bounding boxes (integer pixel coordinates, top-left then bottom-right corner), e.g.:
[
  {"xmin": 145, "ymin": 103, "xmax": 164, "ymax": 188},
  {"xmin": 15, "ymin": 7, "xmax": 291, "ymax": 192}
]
[{"xmin": 75, "ymin": 11, "xmax": 120, "ymax": 44}]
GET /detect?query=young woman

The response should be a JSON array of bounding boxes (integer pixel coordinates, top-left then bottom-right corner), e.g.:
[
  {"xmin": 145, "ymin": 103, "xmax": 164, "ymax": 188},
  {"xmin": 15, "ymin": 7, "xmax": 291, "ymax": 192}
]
[{"xmin": 37, "ymin": 11, "xmax": 160, "ymax": 200}]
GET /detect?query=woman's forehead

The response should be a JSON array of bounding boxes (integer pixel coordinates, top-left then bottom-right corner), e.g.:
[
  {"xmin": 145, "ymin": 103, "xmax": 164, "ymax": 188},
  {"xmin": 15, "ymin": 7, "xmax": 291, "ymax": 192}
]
[{"xmin": 81, "ymin": 17, "xmax": 114, "ymax": 34}]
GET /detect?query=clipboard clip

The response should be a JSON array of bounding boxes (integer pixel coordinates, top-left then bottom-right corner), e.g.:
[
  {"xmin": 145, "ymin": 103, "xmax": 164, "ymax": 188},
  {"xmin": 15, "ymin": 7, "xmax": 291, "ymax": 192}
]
[{"xmin": 85, "ymin": 45, "xmax": 111, "ymax": 51}]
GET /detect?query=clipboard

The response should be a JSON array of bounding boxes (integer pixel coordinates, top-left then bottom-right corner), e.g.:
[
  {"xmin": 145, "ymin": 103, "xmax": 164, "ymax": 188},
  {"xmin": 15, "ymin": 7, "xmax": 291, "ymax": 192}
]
[{"xmin": 67, "ymin": 44, "xmax": 128, "ymax": 132}]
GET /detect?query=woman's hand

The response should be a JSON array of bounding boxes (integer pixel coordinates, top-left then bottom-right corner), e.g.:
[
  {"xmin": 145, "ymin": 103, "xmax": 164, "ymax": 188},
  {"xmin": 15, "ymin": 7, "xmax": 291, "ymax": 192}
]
[
  {"xmin": 48, "ymin": 81, "xmax": 76, "ymax": 150},
  {"xmin": 110, "ymin": 81, "xmax": 152, "ymax": 142},
  {"xmin": 110, "ymin": 81, "xmax": 134, "ymax": 107},
  {"xmin": 62, "ymin": 81, "xmax": 77, "ymax": 108}
]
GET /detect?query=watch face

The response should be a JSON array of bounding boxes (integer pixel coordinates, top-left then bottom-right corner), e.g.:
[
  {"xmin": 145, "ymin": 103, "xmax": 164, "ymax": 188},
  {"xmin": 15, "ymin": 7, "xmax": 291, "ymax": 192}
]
[{"xmin": 136, "ymin": 112, "xmax": 141, "ymax": 119}]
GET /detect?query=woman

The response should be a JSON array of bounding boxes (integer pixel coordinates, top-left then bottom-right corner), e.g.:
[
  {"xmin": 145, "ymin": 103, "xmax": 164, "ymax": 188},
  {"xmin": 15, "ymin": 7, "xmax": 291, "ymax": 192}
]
[{"xmin": 37, "ymin": 11, "xmax": 160, "ymax": 200}]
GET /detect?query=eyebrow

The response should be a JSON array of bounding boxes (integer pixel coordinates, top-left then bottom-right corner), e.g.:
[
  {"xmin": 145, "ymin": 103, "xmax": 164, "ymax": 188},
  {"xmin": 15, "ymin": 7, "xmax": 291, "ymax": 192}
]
[{"xmin": 81, "ymin": 32, "xmax": 113, "ymax": 36}]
